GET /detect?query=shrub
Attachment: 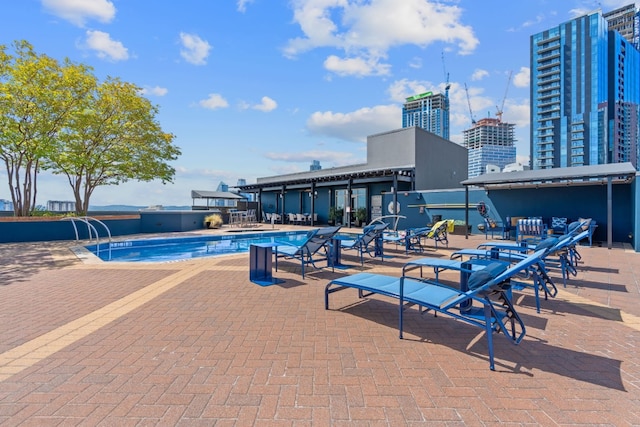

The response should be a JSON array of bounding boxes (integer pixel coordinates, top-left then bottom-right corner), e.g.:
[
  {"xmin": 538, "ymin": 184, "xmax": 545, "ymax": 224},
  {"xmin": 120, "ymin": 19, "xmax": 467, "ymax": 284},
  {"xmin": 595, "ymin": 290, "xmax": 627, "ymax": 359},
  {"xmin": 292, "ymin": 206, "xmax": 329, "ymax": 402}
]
[{"xmin": 204, "ymin": 213, "xmax": 223, "ymax": 228}]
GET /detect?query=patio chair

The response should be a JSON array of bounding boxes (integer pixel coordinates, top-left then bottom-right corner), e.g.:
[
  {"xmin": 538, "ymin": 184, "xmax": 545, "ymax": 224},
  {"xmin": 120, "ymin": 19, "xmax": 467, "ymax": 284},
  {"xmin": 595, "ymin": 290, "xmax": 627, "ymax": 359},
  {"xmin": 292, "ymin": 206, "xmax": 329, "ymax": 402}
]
[
  {"xmin": 274, "ymin": 225, "xmax": 341, "ymax": 279},
  {"xmin": 549, "ymin": 217, "xmax": 568, "ymax": 236},
  {"xmin": 383, "ymin": 226, "xmax": 430, "ymax": 254},
  {"xmin": 516, "ymin": 218, "xmax": 547, "ymax": 244},
  {"xmin": 339, "ymin": 223, "xmax": 389, "ymax": 265},
  {"xmin": 425, "ymin": 219, "xmax": 454, "ymax": 248},
  {"xmin": 384, "ymin": 219, "xmax": 454, "ymax": 253},
  {"xmin": 452, "ymin": 221, "xmax": 590, "ymax": 298},
  {"xmin": 483, "ymin": 217, "xmax": 508, "ymax": 239},
  {"xmin": 325, "ymin": 249, "xmax": 547, "ymax": 370}
]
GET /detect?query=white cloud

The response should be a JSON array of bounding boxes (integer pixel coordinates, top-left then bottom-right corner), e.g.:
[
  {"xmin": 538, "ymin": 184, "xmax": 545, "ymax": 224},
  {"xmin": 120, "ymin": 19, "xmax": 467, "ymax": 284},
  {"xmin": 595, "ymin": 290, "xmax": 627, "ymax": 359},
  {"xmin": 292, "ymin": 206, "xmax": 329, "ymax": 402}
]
[
  {"xmin": 179, "ymin": 32, "xmax": 212, "ymax": 65},
  {"xmin": 306, "ymin": 104, "xmax": 401, "ymax": 143},
  {"xmin": 199, "ymin": 93, "xmax": 229, "ymax": 110},
  {"xmin": 84, "ymin": 30, "xmax": 129, "ymax": 61},
  {"xmin": 503, "ymin": 100, "xmax": 530, "ymax": 128},
  {"xmin": 140, "ymin": 86, "xmax": 168, "ymax": 97},
  {"xmin": 324, "ymin": 55, "xmax": 391, "ymax": 77},
  {"xmin": 448, "ymin": 82, "xmax": 493, "ymax": 128},
  {"xmin": 569, "ymin": 1, "xmax": 635, "ymax": 19},
  {"xmin": 264, "ymin": 150, "xmax": 362, "ymax": 167},
  {"xmin": 513, "ymin": 66, "xmax": 530, "ymax": 88},
  {"xmin": 285, "ymin": 0, "xmax": 478, "ymax": 77},
  {"xmin": 237, "ymin": 0, "xmax": 254, "ymax": 13},
  {"xmin": 408, "ymin": 57, "xmax": 422, "ymax": 69},
  {"xmin": 387, "ymin": 78, "xmax": 434, "ymax": 103},
  {"xmin": 471, "ymin": 69, "xmax": 489, "ymax": 81},
  {"xmin": 42, "ymin": 0, "xmax": 116, "ymax": 27},
  {"xmin": 253, "ymin": 96, "xmax": 278, "ymax": 112}
]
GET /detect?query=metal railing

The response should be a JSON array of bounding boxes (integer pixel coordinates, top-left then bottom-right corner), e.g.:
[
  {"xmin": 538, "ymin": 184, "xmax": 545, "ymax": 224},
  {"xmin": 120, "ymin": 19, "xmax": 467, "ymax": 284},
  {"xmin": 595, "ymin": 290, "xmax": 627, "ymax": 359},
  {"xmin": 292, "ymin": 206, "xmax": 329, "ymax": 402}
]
[{"xmin": 61, "ymin": 216, "xmax": 113, "ymax": 260}]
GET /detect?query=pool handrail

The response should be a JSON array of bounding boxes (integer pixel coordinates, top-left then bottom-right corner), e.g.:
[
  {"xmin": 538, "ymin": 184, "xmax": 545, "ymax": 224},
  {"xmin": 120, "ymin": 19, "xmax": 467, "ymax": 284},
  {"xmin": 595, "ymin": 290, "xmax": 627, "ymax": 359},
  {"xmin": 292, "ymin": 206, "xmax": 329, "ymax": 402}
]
[{"xmin": 60, "ymin": 216, "xmax": 113, "ymax": 260}]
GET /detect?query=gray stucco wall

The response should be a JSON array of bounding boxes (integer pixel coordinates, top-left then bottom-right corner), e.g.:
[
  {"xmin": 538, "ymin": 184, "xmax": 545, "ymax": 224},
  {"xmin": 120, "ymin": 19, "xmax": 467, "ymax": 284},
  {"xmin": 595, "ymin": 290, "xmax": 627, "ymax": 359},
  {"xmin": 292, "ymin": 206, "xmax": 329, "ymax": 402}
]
[
  {"xmin": 414, "ymin": 129, "xmax": 468, "ymax": 190},
  {"xmin": 367, "ymin": 127, "xmax": 468, "ymax": 190},
  {"xmin": 367, "ymin": 128, "xmax": 417, "ymax": 168}
]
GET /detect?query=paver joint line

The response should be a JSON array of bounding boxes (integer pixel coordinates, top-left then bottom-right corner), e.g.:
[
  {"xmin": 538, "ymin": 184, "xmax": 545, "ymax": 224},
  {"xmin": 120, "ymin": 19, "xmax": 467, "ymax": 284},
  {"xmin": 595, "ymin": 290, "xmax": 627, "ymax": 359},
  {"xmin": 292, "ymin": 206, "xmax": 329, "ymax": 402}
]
[{"xmin": 0, "ymin": 262, "xmax": 210, "ymax": 382}]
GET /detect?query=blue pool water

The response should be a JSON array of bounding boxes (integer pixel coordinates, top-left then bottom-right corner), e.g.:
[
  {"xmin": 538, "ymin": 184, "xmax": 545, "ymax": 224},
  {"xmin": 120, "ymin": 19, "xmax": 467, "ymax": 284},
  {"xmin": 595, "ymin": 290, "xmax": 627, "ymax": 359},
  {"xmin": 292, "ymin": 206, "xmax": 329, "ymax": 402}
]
[{"xmin": 85, "ymin": 231, "xmax": 311, "ymax": 262}]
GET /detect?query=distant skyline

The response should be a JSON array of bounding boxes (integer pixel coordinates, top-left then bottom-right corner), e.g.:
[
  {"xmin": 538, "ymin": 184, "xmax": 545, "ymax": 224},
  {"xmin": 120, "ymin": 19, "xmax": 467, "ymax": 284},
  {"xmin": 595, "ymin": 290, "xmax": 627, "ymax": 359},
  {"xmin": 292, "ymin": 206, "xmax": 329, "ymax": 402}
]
[{"xmin": 1, "ymin": 0, "xmax": 635, "ymax": 206}]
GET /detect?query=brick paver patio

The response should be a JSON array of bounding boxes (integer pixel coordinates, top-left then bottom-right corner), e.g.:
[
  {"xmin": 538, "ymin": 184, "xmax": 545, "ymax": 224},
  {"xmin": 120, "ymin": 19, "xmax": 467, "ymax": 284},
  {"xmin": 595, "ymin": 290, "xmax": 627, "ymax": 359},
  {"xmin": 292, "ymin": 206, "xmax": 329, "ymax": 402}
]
[{"xmin": 0, "ymin": 228, "xmax": 639, "ymax": 425}]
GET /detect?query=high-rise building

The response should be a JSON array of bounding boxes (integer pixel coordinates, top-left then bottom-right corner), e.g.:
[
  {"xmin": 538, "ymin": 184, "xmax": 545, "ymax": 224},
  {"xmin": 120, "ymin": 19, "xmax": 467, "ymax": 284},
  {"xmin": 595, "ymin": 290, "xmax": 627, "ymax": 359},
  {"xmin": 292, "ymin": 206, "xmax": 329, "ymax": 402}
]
[
  {"xmin": 401, "ymin": 91, "xmax": 450, "ymax": 140},
  {"xmin": 530, "ymin": 5, "xmax": 640, "ymax": 170},
  {"xmin": 309, "ymin": 160, "xmax": 321, "ymax": 171},
  {"xmin": 462, "ymin": 117, "xmax": 516, "ymax": 177},
  {"xmin": 0, "ymin": 199, "xmax": 13, "ymax": 211},
  {"xmin": 604, "ymin": 3, "xmax": 640, "ymax": 49}
]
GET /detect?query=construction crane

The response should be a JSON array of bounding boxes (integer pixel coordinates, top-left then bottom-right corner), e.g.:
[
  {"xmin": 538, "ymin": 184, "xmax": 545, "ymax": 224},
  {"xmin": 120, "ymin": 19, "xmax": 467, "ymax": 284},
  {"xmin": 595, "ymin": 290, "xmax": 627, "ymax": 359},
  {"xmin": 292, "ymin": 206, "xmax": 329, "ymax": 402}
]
[
  {"xmin": 464, "ymin": 83, "xmax": 476, "ymax": 126},
  {"xmin": 496, "ymin": 70, "xmax": 512, "ymax": 122},
  {"xmin": 441, "ymin": 51, "xmax": 451, "ymax": 94}
]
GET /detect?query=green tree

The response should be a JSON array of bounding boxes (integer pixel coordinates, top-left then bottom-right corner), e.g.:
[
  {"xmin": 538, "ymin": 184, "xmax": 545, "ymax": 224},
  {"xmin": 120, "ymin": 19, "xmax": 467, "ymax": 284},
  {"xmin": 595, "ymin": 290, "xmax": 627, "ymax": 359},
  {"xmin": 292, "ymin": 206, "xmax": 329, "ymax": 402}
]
[
  {"xmin": 47, "ymin": 77, "xmax": 180, "ymax": 214},
  {"xmin": 0, "ymin": 40, "xmax": 93, "ymax": 216}
]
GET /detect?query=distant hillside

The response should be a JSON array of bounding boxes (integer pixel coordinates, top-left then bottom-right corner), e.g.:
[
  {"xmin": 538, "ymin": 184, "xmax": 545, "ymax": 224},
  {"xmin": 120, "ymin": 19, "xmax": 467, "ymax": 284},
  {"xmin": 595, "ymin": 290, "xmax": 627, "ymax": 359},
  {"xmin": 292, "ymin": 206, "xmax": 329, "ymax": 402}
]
[{"xmin": 89, "ymin": 205, "xmax": 191, "ymax": 212}]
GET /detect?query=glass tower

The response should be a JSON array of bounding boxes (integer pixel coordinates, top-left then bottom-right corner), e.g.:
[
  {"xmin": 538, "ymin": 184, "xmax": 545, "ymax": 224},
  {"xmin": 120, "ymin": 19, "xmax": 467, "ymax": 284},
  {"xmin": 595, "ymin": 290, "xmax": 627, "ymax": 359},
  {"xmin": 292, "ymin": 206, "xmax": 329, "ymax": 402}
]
[
  {"xmin": 402, "ymin": 91, "xmax": 450, "ymax": 140},
  {"xmin": 530, "ymin": 6, "xmax": 640, "ymax": 170}
]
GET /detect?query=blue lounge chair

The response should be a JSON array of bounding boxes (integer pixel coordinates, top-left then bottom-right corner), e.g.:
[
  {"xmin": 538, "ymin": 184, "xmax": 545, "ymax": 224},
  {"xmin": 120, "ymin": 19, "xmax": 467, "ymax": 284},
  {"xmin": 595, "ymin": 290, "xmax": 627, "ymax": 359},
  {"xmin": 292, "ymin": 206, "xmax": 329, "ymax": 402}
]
[
  {"xmin": 460, "ymin": 220, "xmax": 590, "ymax": 288},
  {"xmin": 339, "ymin": 223, "xmax": 389, "ymax": 265},
  {"xmin": 325, "ymin": 249, "xmax": 547, "ymax": 370},
  {"xmin": 383, "ymin": 226, "xmax": 430, "ymax": 253},
  {"xmin": 384, "ymin": 219, "xmax": 453, "ymax": 253},
  {"xmin": 274, "ymin": 225, "xmax": 341, "ymax": 278}
]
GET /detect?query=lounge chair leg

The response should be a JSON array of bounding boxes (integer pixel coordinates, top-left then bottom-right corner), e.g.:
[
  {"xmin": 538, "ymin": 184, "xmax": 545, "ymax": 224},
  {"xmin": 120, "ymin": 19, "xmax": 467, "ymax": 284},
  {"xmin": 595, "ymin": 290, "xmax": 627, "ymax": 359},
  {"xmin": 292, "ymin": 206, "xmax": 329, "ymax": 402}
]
[{"xmin": 484, "ymin": 302, "xmax": 495, "ymax": 371}]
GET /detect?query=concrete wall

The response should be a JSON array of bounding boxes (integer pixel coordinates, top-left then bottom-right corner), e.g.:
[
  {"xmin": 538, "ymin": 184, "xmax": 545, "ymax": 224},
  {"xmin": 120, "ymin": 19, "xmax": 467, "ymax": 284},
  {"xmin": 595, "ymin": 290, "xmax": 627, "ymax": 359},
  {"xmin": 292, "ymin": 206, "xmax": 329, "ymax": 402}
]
[
  {"xmin": 367, "ymin": 128, "xmax": 416, "ymax": 168},
  {"xmin": 0, "ymin": 217, "xmax": 141, "ymax": 243},
  {"xmin": 139, "ymin": 211, "xmax": 213, "ymax": 233},
  {"xmin": 414, "ymin": 129, "xmax": 468, "ymax": 190},
  {"xmin": 487, "ymin": 185, "xmax": 633, "ymax": 243},
  {"xmin": 373, "ymin": 183, "xmax": 635, "ymax": 246},
  {"xmin": 367, "ymin": 126, "xmax": 468, "ymax": 190}
]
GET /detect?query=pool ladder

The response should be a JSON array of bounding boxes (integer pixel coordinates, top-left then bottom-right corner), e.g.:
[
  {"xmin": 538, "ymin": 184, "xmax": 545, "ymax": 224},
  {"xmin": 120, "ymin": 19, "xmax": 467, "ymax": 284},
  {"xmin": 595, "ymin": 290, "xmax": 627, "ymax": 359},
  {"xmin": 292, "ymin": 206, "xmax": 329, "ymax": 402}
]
[{"xmin": 61, "ymin": 216, "xmax": 113, "ymax": 260}]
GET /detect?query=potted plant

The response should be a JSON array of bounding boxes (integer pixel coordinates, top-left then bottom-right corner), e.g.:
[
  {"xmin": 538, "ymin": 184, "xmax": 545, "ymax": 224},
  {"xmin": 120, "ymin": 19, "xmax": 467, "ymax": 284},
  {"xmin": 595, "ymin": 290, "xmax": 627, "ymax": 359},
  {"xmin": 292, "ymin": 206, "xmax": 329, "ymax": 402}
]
[
  {"xmin": 204, "ymin": 213, "xmax": 224, "ymax": 229},
  {"xmin": 328, "ymin": 206, "xmax": 344, "ymax": 225},
  {"xmin": 451, "ymin": 219, "xmax": 472, "ymax": 235},
  {"xmin": 355, "ymin": 207, "xmax": 367, "ymax": 227}
]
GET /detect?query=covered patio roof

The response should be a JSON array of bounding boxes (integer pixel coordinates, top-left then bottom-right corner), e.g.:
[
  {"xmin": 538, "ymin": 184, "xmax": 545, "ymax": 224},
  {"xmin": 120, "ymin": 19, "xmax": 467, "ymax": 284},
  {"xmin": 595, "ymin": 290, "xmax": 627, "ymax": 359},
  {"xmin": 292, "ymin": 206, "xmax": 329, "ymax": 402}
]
[
  {"xmin": 191, "ymin": 190, "xmax": 246, "ymax": 200},
  {"xmin": 461, "ymin": 163, "xmax": 636, "ymax": 188},
  {"xmin": 236, "ymin": 165, "xmax": 415, "ymax": 192},
  {"xmin": 460, "ymin": 162, "xmax": 638, "ymax": 249}
]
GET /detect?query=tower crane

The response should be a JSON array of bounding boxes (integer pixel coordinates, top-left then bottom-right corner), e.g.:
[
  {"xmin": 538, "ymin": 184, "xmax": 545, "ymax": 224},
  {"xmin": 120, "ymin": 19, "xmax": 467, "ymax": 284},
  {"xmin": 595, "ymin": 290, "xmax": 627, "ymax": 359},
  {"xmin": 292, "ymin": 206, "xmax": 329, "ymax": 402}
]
[
  {"xmin": 441, "ymin": 51, "xmax": 451, "ymax": 93},
  {"xmin": 464, "ymin": 83, "xmax": 476, "ymax": 126},
  {"xmin": 496, "ymin": 70, "xmax": 512, "ymax": 122}
]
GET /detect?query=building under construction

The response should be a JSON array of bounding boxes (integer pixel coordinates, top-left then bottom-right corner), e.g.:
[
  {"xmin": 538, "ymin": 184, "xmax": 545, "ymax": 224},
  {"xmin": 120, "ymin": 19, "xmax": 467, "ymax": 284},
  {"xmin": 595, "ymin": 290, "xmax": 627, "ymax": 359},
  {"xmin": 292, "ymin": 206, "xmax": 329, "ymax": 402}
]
[
  {"xmin": 603, "ymin": 3, "xmax": 640, "ymax": 49},
  {"xmin": 462, "ymin": 117, "xmax": 516, "ymax": 177},
  {"xmin": 401, "ymin": 91, "xmax": 450, "ymax": 140}
]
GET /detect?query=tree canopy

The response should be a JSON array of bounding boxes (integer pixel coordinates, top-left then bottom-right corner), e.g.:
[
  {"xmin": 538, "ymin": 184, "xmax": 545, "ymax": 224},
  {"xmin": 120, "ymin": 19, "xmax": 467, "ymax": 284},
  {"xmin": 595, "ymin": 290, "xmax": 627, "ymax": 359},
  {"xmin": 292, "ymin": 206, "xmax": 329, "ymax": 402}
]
[{"xmin": 0, "ymin": 40, "xmax": 180, "ymax": 216}]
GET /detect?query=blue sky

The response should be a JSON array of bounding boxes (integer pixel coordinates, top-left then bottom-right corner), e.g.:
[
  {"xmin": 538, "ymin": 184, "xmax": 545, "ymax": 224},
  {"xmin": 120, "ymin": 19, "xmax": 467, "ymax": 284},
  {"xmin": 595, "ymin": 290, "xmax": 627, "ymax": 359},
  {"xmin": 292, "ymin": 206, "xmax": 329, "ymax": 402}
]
[{"xmin": 1, "ymin": 0, "xmax": 634, "ymax": 207}]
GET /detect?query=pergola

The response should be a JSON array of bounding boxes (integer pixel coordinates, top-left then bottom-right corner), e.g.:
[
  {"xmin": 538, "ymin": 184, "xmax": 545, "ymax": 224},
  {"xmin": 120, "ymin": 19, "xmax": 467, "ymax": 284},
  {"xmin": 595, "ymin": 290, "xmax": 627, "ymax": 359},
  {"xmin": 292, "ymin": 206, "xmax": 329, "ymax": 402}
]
[
  {"xmin": 190, "ymin": 190, "xmax": 246, "ymax": 210},
  {"xmin": 460, "ymin": 163, "xmax": 637, "ymax": 249}
]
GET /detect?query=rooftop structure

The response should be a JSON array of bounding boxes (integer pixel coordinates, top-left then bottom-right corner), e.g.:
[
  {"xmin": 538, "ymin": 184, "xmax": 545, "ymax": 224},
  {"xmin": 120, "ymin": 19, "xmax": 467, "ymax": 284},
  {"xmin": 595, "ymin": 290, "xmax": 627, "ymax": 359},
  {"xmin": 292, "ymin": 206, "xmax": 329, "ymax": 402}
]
[
  {"xmin": 462, "ymin": 117, "xmax": 516, "ymax": 178},
  {"xmin": 401, "ymin": 92, "xmax": 450, "ymax": 140},
  {"xmin": 530, "ymin": 6, "xmax": 640, "ymax": 170},
  {"xmin": 603, "ymin": 3, "xmax": 640, "ymax": 49}
]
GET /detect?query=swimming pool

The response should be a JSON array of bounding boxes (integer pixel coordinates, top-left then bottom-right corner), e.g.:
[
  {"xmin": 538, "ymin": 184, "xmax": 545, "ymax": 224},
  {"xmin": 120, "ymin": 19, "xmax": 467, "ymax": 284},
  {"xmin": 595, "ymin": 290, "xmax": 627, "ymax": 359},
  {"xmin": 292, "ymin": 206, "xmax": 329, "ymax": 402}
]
[{"xmin": 84, "ymin": 230, "xmax": 311, "ymax": 262}]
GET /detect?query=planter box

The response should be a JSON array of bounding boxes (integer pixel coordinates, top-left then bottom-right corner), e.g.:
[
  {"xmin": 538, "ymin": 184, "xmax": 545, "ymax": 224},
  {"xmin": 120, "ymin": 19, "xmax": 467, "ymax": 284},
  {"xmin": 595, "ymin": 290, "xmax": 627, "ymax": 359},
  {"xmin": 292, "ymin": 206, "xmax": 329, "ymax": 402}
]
[{"xmin": 451, "ymin": 224, "xmax": 472, "ymax": 235}]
